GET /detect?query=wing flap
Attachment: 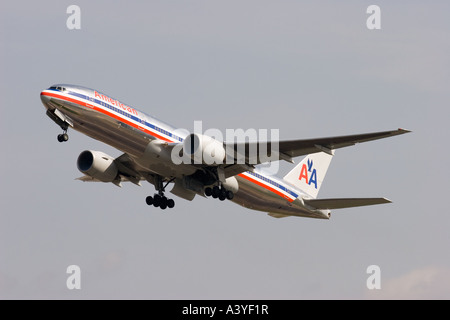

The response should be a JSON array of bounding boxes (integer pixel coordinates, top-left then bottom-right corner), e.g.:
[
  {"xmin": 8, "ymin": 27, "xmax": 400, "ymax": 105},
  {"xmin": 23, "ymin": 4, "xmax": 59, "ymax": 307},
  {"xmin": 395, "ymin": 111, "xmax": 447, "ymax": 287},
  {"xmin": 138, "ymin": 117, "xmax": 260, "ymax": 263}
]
[
  {"xmin": 267, "ymin": 213, "xmax": 291, "ymax": 218},
  {"xmin": 76, "ymin": 175, "xmax": 100, "ymax": 182},
  {"xmin": 304, "ymin": 198, "xmax": 392, "ymax": 210}
]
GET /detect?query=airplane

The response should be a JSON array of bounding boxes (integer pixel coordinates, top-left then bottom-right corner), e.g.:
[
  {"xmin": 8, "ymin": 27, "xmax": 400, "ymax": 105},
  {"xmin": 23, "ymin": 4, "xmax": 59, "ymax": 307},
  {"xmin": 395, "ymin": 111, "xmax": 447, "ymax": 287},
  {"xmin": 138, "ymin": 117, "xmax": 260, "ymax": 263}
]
[{"xmin": 40, "ymin": 84, "xmax": 410, "ymax": 219}]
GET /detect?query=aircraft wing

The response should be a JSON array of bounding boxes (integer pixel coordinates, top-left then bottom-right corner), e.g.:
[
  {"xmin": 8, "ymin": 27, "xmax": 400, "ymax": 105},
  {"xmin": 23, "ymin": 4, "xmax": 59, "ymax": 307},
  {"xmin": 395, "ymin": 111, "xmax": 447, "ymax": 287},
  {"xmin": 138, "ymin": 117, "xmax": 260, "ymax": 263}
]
[
  {"xmin": 76, "ymin": 129, "xmax": 409, "ymax": 198},
  {"xmin": 161, "ymin": 128, "xmax": 410, "ymax": 180},
  {"xmin": 224, "ymin": 128, "xmax": 410, "ymax": 164}
]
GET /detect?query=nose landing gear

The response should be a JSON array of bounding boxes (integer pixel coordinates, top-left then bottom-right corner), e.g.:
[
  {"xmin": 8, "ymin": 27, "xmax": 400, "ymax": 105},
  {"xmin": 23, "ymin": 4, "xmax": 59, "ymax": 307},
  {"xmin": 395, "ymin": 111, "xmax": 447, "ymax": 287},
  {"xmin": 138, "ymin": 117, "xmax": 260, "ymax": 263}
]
[
  {"xmin": 57, "ymin": 131, "xmax": 69, "ymax": 142},
  {"xmin": 46, "ymin": 109, "xmax": 71, "ymax": 143}
]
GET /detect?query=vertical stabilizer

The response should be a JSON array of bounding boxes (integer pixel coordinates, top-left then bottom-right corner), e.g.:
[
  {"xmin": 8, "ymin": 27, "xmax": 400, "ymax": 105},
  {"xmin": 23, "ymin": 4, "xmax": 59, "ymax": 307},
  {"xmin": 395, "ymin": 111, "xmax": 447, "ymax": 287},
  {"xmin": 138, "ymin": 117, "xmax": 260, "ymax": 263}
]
[{"xmin": 283, "ymin": 152, "xmax": 333, "ymax": 199}]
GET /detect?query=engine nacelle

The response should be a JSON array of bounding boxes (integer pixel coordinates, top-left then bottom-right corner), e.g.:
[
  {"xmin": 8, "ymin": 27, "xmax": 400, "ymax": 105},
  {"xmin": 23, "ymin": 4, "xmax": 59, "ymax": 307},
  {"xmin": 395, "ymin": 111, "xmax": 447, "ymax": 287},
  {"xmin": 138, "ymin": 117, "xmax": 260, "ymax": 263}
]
[
  {"xmin": 222, "ymin": 177, "xmax": 239, "ymax": 193},
  {"xmin": 183, "ymin": 133, "xmax": 226, "ymax": 165},
  {"xmin": 77, "ymin": 150, "xmax": 118, "ymax": 182}
]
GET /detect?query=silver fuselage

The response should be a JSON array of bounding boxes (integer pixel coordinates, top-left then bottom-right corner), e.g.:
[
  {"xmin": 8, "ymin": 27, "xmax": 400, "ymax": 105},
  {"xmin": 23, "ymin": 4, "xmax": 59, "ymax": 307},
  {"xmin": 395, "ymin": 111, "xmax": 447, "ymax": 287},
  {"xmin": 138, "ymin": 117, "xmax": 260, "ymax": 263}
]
[{"xmin": 40, "ymin": 84, "xmax": 328, "ymax": 219}]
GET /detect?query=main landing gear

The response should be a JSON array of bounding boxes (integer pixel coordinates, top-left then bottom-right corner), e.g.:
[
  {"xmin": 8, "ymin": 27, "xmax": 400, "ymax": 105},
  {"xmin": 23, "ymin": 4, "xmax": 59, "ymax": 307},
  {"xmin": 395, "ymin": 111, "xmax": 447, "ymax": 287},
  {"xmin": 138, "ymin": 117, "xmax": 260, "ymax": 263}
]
[
  {"xmin": 145, "ymin": 176, "xmax": 175, "ymax": 210},
  {"xmin": 145, "ymin": 194, "xmax": 175, "ymax": 210},
  {"xmin": 204, "ymin": 185, "xmax": 234, "ymax": 201}
]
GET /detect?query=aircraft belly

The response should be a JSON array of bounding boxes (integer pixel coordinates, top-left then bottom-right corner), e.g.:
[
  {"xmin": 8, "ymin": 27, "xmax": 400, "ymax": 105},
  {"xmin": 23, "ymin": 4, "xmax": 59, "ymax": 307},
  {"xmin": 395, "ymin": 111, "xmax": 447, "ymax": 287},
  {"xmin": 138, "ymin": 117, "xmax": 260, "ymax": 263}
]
[
  {"xmin": 53, "ymin": 99, "xmax": 195, "ymax": 179},
  {"xmin": 232, "ymin": 175, "xmax": 313, "ymax": 217},
  {"xmin": 57, "ymin": 100, "xmax": 151, "ymax": 157}
]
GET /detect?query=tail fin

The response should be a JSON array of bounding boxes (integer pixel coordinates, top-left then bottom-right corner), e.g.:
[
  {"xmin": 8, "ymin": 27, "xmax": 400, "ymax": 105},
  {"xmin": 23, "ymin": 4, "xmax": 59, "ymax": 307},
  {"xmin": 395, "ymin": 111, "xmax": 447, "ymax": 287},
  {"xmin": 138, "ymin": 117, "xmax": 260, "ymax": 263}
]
[{"xmin": 283, "ymin": 152, "xmax": 333, "ymax": 199}]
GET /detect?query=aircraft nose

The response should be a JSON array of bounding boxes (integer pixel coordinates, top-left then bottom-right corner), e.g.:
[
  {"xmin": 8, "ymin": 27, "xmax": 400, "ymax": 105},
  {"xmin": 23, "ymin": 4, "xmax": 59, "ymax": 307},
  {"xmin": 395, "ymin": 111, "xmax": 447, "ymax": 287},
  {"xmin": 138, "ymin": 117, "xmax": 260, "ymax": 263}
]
[{"xmin": 40, "ymin": 90, "xmax": 51, "ymax": 105}]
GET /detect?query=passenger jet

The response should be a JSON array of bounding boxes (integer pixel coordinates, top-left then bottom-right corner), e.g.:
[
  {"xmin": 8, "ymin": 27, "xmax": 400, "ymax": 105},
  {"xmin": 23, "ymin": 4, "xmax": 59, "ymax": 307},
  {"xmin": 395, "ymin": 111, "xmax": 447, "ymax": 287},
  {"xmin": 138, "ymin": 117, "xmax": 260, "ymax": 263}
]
[{"xmin": 40, "ymin": 84, "xmax": 409, "ymax": 219}]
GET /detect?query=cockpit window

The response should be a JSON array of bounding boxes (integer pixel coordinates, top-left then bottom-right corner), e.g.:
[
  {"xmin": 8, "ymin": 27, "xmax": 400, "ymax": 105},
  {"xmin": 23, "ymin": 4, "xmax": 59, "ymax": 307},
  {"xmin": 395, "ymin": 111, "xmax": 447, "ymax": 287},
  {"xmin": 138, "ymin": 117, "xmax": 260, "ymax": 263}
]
[{"xmin": 48, "ymin": 86, "xmax": 66, "ymax": 91}]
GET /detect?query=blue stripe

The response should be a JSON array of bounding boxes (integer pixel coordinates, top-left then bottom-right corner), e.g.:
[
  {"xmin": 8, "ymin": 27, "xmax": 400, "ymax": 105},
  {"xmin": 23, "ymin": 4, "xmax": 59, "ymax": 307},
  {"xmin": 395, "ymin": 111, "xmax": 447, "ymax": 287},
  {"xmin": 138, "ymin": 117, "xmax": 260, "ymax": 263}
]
[
  {"xmin": 66, "ymin": 91, "xmax": 297, "ymax": 198},
  {"xmin": 246, "ymin": 172, "xmax": 298, "ymax": 198},
  {"xmin": 68, "ymin": 91, "xmax": 184, "ymax": 142}
]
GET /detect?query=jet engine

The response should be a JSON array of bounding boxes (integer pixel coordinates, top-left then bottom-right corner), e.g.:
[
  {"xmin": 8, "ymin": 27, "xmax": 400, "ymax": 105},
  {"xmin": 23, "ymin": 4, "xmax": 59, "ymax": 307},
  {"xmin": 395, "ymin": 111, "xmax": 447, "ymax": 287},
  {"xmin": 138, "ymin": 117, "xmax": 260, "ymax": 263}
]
[
  {"xmin": 77, "ymin": 150, "xmax": 118, "ymax": 182},
  {"xmin": 222, "ymin": 176, "xmax": 239, "ymax": 193},
  {"xmin": 183, "ymin": 133, "xmax": 226, "ymax": 165}
]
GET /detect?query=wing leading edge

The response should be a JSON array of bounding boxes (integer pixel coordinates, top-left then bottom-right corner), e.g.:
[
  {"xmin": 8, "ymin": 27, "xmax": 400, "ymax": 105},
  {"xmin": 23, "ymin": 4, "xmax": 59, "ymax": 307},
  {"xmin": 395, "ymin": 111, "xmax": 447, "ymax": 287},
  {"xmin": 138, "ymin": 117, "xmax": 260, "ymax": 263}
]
[{"xmin": 225, "ymin": 128, "xmax": 410, "ymax": 164}]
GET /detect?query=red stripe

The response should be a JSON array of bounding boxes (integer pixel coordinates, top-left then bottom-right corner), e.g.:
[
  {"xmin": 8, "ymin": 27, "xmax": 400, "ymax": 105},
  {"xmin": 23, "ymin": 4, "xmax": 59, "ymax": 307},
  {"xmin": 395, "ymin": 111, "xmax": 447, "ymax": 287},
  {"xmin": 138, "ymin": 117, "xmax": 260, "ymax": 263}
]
[
  {"xmin": 238, "ymin": 173, "xmax": 294, "ymax": 202},
  {"xmin": 41, "ymin": 91, "xmax": 173, "ymax": 142},
  {"xmin": 42, "ymin": 91, "xmax": 84, "ymax": 106},
  {"xmin": 43, "ymin": 90, "xmax": 294, "ymax": 204}
]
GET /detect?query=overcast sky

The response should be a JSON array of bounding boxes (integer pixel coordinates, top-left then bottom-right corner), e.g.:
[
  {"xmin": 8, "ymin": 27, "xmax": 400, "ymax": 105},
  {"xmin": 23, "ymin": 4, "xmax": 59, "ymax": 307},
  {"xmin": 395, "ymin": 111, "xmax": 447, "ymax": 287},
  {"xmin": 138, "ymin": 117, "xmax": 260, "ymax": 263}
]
[{"xmin": 1, "ymin": 1, "xmax": 449, "ymax": 299}]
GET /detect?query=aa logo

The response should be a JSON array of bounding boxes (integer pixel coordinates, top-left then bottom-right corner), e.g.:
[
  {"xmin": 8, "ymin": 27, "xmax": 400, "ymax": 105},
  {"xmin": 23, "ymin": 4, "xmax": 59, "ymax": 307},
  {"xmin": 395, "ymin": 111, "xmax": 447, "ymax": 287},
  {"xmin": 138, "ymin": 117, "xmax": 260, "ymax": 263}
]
[{"xmin": 298, "ymin": 159, "xmax": 318, "ymax": 189}]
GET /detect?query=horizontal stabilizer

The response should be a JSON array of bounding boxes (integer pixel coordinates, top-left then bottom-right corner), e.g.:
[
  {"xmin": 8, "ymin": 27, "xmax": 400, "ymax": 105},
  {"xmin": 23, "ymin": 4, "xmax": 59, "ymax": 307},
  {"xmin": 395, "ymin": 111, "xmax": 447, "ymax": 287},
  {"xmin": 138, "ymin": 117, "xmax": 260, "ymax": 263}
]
[{"xmin": 304, "ymin": 198, "xmax": 391, "ymax": 210}]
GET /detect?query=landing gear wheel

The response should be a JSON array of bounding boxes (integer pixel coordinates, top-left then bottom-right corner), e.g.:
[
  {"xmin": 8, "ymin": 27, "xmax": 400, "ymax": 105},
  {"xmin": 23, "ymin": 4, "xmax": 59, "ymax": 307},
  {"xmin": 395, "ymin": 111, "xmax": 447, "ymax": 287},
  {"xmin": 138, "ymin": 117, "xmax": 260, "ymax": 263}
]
[
  {"xmin": 146, "ymin": 193, "xmax": 175, "ymax": 210},
  {"xmin": 205, "ymin": 185, "xmax": 234, "ymax": 201},
  {"xmin": 160, "ymin": 196, "xmax": 168, "ymax": 209},
  {"xmin": 57, "ymin": 133, "xmax": 69, "ymax": 142},
  {"xmin": 219, "ymin": 189, "xmax": 226, "ymax": 201},
  {"xmin": 145, "ymin": 196, "xmax": 154, "ymax": 205},
  {"xmin": 153, "ymin": 194, "xmax": 161, "ymax": 207},
  {"xmin": 212, "ymin": 186, "xmax": 220, "ymax": 198}
]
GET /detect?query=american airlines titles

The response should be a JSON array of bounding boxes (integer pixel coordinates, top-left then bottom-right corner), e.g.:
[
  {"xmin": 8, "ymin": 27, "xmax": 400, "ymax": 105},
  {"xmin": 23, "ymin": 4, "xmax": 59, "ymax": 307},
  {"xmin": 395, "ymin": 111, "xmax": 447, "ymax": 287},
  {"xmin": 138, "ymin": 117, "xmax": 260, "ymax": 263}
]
[{"xmin": 94, "ymin": 91, "xmax": 138, "ymax": 116}]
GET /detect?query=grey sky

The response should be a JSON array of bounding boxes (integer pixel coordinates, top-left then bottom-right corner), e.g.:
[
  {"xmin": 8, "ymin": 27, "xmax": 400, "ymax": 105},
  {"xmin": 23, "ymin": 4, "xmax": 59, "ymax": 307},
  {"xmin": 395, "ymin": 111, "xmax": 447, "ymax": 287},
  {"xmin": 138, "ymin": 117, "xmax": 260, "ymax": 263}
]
[{"xmin": 1, "ymin": 1, "xmax": 449, "ymax": 299}]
